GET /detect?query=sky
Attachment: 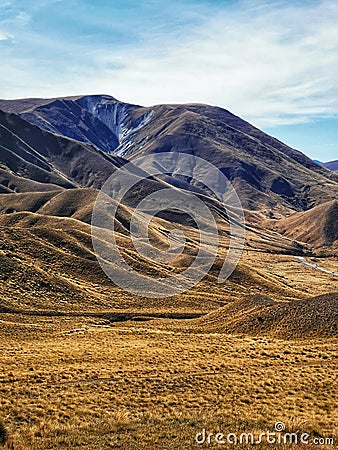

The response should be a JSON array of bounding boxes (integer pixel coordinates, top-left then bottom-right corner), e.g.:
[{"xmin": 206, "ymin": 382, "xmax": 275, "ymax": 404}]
[{"xmin": 0, "ymin": 0, "xmax": 337, "ymax": 162}]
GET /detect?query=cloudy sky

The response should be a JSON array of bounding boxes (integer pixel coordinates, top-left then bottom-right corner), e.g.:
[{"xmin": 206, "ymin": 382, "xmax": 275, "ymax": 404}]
[{"xmin": 0, "ymin": 0, "xmax": 337, "ymax": 161}]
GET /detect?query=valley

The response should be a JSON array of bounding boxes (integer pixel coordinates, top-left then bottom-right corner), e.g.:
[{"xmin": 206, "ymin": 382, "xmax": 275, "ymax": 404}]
[{"xmin": 0, "ymin": 95, "xmax": 337, "ymax": 449}]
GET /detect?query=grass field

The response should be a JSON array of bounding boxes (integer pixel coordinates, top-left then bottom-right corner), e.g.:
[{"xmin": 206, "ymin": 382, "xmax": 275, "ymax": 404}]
[
  {"xmin": 0, "ymin": 312, "xmax": 337, "ymax": 449},
  {"xmin": 0, "ymin": 219, "xmax": 337, "ymax": 449}
]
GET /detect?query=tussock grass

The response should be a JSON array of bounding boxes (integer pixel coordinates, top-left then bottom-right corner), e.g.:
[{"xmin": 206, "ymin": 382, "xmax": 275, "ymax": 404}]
[{"xmin": 0, "ymin": 318, "xmax": 337, "ymax": 449}]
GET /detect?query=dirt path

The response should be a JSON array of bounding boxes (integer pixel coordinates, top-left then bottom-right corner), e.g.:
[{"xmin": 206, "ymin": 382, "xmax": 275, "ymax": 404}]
[{"xmin": 296, "ymin": 256, "xmax": 338, "ymax": 277}]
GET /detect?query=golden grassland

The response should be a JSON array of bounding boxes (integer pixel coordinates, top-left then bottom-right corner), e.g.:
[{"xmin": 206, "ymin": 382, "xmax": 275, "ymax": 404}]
[
  {"xmin": 0, "ymin": 324, "xmax": 337, "ymax": 450},
  {"xmin": 0, "ymin": 216, "xmax": 337, "ymax": 449},
  {"xmin": 0, "ymin": 313, "xmax": 337, "ymax": 449}
]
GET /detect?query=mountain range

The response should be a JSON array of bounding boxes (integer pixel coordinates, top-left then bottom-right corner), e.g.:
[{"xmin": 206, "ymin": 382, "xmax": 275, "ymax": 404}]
[
  {"xmin": 1, "ymin": 95, "xmax": 337, "ymax": 215},
  {"xmin": 0, "ymin": 94, "xmax": 337, "ymax": 313}
]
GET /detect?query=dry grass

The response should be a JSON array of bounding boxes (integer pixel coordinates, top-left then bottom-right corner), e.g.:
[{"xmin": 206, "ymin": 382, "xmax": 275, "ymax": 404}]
[
  {"xmin": 263, "ymin": 200, "xmax": 338, "ymax": 248},
  {"xmin": 0, "ymin": 316, "xmax": 337, "ymax": 449},
  {"xmin": 0, "ymin": 194, "xmax": 337, "ymax": 449}
]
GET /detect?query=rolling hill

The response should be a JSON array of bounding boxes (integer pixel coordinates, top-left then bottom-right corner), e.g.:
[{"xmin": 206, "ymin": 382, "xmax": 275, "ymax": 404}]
[
  {"xmin": 182, "ymin": 293, "xmax": 338, "ymax": 338},
  {"xmin": 263, "ymin": 200, "xmax": 338, "ymax": 248},
  {"xmin": 0, "ymin": 93, "xmax": 337, "ymax": 313}
]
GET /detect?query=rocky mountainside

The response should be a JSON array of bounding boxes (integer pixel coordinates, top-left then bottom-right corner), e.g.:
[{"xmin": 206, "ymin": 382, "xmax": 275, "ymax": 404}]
[
  {"xmin": 1, "ymin": 95, "xmax": 337, "ymax": 215},
  {"xmin": 0, "ymin": 108, "xmax": 125, "ymax": 193}
]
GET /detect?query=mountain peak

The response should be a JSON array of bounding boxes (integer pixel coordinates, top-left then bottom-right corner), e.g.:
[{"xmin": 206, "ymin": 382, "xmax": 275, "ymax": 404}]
[{"xmin": 0, "ymin": 95, "xmax": 337, "ymax": 215}]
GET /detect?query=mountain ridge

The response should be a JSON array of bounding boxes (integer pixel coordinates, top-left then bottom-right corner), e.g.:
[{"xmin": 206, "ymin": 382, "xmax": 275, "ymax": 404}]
[
  {"xmin": 0, "ymin": 108, "xmax": 126, "ymax": 193},
  {"xmin": 321, "ymin": 160, "xmax": 338, "ymax": 173},
  {"xmin": 1, "ymin": 95, "xmax": 336, "ymax": 216}
]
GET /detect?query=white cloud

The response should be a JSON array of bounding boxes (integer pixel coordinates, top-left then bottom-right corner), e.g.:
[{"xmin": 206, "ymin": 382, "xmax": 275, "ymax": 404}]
[
  {"xmin": 97, "ymin": 0, "xmax": 338, "ymax": 127},
  {"xmin": 1, "ymin": 0, "xmax": 338, "ymax": 128},
  {"xmin": 0, "ymin": 31, "xmax": 13, "ymax": 41},
  {"xmin": 76, "ymin": 0, "xmax": 336, "ymax": 128}
]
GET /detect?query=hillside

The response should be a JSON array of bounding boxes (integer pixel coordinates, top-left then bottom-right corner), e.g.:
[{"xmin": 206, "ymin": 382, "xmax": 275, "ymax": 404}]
[
  {"xmin": 263, "ymin": 200, "xmax": 338, "ymax": 248},
  {"xmin": 0, "ymin": 109, "xmax": 125, "ymax": 193},
  {"xmin": 182, "ymin": 293, "xmax": 338, "ymax": 338},
  {"xmin": 1, "ymin": 96, "xmax": 338, "ymax": 215}
]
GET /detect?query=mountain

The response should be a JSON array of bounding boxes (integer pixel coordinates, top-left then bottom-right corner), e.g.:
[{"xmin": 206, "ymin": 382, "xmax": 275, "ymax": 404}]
[
  {"xmin": 1, "ymin": 95, "xmax": 337, "ymax": 215},
  {"xmin": 320, "ymin": 160, "xmax": 338, "ymax": 173},
  {"xmin": 0, "ymin": 108, "xmax": 126, "ymax": 193},
  {"xmin": 0, "ymin": 94, "xmax": 337, "ymax": 307}
]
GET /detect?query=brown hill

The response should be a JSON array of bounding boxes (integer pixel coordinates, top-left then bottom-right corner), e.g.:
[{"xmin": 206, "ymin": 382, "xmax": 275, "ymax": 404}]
[
  {"xmin": 0, "ymin": 188, "xmax": 100, "ymax": 224},
  {"xmin": 0, "ymin": 168, "xmax": 64, "ymax": 194},
  {"xmin": 0, "ymin": 204, "xmax": 313, "ymax": 314},
  {"xmin": 188, "ymin": 293, "xmax": 338, "ymax": 338},
  {"xmin": 263, "ymin": 200, "xmax": 338, "ymax": 247}
]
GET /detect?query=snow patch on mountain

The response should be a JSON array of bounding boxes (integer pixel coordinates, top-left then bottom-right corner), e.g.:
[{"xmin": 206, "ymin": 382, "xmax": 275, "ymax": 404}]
[{"xmin": 76, "ymin": 95, "xmax": 154, "ymax": 154}]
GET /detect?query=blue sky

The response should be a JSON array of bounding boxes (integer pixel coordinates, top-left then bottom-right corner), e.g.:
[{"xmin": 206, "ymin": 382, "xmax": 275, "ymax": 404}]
[{"xmin": 0, "ymin": 0, "xmax": 337, "ymax": 162}]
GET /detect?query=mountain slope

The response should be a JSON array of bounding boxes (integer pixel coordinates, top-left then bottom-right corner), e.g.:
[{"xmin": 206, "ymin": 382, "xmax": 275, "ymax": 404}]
[
  {"xmin": 321, "ymin": 160, "xmax": 338, "ymax": 173},
  {"xmin": 21, "ymin": 98, "xmax": 120, "ymax": 153},
  {"xmin": 1, "ymin": 95, "xmax": 337, "ymax": 214},
  {"xmin": 0, "ymin": 95, "xmax": 152, "ymax": 156},
  {"xmin": 0, "ymin": 109, "xmax": 125, "ymax": 193},
  {"xmin": 111, "ymin": 103, "xmax": 338, "ymax": 212},
  {"xmin": 263, "ymin": 200, "xmax": 338, "ymax": 248}
]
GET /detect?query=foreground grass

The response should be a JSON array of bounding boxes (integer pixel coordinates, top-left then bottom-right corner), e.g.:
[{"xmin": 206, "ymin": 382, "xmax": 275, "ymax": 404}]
[
  {"xmin": 0, "ymin": 317, "xmax": 337, "ymax": 449},
  {"xmin": 5, "ymin": 416, "xmax": 336, "ymax": 449}
]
